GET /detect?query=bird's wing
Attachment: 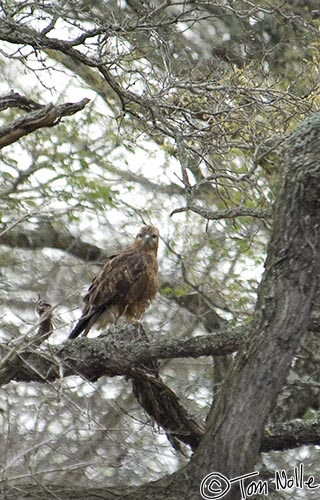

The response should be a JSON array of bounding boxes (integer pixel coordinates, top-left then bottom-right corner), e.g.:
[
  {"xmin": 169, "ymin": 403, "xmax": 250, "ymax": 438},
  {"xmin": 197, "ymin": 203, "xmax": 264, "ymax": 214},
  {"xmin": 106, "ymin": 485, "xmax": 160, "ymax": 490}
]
[{"xmin": 69, "ymin": 249, "xmax": 147, "ymax": 338}]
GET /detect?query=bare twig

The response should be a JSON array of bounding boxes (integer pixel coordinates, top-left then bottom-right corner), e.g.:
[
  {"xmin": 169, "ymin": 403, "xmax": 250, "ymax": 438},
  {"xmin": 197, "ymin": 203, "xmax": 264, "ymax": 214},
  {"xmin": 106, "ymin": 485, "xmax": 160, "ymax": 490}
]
[{"xmin": 171, "ymin": 202, "xmax": 272, "ymax": 220}]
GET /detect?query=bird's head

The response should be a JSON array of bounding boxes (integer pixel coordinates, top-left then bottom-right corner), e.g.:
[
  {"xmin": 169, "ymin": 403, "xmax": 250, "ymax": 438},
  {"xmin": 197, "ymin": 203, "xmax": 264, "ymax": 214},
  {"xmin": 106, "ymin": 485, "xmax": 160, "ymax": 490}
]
[{"xmin": 135, "ymin": 226, "xmax": 159, "ymax": 253}]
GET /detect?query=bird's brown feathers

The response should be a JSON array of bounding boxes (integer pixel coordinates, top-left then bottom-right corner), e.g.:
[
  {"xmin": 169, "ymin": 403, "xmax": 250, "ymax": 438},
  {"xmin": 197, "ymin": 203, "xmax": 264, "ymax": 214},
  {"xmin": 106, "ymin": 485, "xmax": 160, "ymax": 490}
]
[{"xmin": 69, "ymin": 226, "xmax": 159, "ymax": 339}]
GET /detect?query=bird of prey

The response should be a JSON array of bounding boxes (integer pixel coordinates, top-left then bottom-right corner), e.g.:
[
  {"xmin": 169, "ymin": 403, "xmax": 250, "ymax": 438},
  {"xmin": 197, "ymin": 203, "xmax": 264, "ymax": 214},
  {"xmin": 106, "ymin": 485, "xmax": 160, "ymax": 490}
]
[{"xmin": 69, "ymin": 225, "xmax": 159, "ymax": 339}]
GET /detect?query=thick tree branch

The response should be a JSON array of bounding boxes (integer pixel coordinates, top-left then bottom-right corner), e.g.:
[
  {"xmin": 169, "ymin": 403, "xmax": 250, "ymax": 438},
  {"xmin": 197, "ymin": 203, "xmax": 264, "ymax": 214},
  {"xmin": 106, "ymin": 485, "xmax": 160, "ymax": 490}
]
[
  {"xmin": 0, "ymin": 94, "xmax": 90, "ymax": 148},
  {"xmin": 0, "ymin": 224, "xmax": 107, "ymax": 262},
  {"xmin": 0, "ymin": 324, "xmax": 241, "ymax": 386},
  {"xmin": 262, "ymin": 418, "xmax": 320, "ymax": 453},
  {"xmin": 0, "ymin": 91, "xmax": 43, "ymax": 112}
]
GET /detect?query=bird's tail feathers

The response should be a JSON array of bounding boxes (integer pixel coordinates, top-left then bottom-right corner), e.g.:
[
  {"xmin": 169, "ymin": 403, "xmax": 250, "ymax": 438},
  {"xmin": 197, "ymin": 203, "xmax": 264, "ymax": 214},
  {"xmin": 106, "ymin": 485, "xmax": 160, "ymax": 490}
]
[{"xmin": 69, "ymin": 313, "xmax": 93, "ymax": 339}]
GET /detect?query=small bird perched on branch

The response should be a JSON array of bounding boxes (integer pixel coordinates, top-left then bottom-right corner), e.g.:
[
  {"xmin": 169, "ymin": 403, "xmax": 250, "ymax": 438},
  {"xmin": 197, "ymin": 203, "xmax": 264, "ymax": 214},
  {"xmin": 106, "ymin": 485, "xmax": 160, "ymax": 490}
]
[
  {"xmin": 69, "ymin": 225, "xmax": 159, "ymax": 339},
  {"xmin": 35, "ymin": 295, "xmax": 53, "ymax": 341}
]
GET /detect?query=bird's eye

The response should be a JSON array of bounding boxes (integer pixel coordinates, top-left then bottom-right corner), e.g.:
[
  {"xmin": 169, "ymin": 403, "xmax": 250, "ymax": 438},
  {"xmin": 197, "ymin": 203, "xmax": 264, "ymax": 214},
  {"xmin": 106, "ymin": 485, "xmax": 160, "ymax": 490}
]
[
  {"xmin": 152, "ymin": 234, "xmax": 157, "ymax": 239},
  {"xmin": 137, "ymin": 233, "xmax": 143, "ymax": 238}
]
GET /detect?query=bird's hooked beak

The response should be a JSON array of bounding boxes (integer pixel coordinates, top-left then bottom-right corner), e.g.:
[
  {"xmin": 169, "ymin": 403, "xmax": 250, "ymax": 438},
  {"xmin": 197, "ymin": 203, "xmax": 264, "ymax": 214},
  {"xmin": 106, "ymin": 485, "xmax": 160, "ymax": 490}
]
[{"xmin": 143, "ymin": 233, "xmax": 158, "ymax": 251}]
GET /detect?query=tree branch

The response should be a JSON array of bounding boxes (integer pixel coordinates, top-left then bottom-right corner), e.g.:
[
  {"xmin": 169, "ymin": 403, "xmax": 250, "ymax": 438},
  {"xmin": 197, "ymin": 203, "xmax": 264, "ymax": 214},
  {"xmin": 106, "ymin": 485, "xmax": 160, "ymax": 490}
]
[
  {"xmin": 0, "ymin": 94, "xmax": 90, "ymax": 148},
  {"xmin": 0, "ymin": 91, "xmax": 43, "ymax": 112},
  {"xmin": 0, "ymin": 224, "xmax": 107, "ymax": 262},
  {"xmin": 262, "ymin": 418, "xmax": 320, "ymax": 453},
  {"xmin": 171, "ymin": 202, "xmax": 271, "ymax": 220},
  {"xmin": 0, "ymin": 324, "xmax": 241, "ymax": 386}
]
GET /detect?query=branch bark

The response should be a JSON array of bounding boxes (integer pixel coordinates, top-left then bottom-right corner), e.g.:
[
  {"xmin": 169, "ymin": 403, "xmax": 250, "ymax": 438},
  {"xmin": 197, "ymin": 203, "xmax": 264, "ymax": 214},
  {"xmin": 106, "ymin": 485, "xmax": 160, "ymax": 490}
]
[
  {"xmin": 0, "ymin": 324, "xmax": 241, "ymax": 386},
  {"xmin": 0, "ymin": 93, "xmax": 90, "ymax": 148},
  {"xmin": 0, "ymin": 91, "xmax": 43, "ymax": 112},
  {"xmin": 262, "ymin": 419, "xmax": 320, "ymax": 452},
  {"xmin": 0, "ymin": 224, "xmax": 107, "ymax": 262}
]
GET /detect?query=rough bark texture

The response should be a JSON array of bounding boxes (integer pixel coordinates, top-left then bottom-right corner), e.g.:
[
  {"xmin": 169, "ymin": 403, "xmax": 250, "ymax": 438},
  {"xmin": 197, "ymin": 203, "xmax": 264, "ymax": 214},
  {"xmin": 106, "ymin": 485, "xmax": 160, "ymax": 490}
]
[
  {"xmin": 0, "ymin": 92, "xmax": 90, "ymax": 148},
  {"xmin": 0, "ymin": 325, "xmax": 240, "ymax": 386},
  {"xmin": 261, "ymin": 419, "xmax": 320, "ymax": 452}
]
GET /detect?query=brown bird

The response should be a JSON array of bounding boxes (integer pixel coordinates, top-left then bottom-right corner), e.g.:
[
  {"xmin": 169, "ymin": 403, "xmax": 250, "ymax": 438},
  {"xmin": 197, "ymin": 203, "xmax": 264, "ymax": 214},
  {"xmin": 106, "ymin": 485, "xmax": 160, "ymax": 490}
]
[{"xmin": 69, "ymin": 225, "xmax": 159, "ymax": 339}]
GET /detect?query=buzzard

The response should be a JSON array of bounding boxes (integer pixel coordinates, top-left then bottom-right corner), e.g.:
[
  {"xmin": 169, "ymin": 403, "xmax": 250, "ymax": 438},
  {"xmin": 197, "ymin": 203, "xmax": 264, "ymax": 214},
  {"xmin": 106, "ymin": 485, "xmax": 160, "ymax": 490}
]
[{"xmin": 69, "ymin": 225, "xmax": 159, "ymax": 339}]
